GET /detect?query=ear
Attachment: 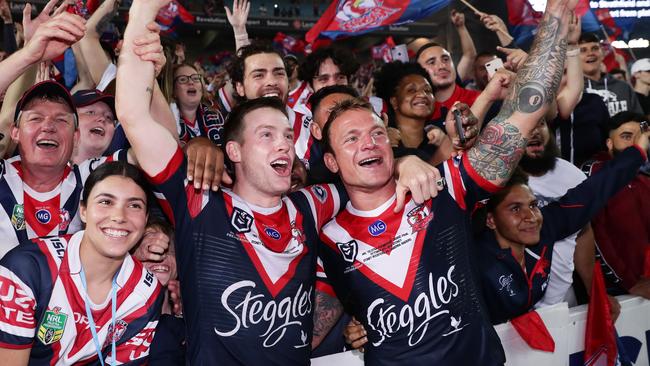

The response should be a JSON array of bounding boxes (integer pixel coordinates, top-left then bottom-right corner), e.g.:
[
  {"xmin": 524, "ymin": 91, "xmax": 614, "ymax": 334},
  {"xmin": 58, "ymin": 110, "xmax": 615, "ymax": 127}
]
[
  {"xmin": 309, "ymin": 121, "xmax": 322, "ymax": 140},
  {"xmin": 606, "ymin": 137, "xmax": 613, "ymax": 153},
  {"xmin": 235, "ymin": 81, "xmax": 246, "ymax": 98},
  {"xmin": 10, "ymin": 125, "xmax": 19, "ymax": 143},
  {"xmin": 486, "ymin": 212, "xmax": 497, "ymax": 230},
  {"xmin": 323, "ymin": 152, "xmax": 339, "ymax": 174},
  {"xmin": 225, "ymin": 140, "xmax": 242, "ymax": 163},
  {"xmin": 79, "ymin": 203, "xmax": 87, "ymax": 224},
  {"xmin": 390, "ymin": 96, "xmax": 398, "ymax": 112}
]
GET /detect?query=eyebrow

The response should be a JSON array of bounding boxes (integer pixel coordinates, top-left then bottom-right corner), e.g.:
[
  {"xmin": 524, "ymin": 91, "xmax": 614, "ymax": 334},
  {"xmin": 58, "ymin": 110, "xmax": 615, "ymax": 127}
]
[{"xmin": 94, "ymin": 193, "xmax": 146, "ymax": 204}]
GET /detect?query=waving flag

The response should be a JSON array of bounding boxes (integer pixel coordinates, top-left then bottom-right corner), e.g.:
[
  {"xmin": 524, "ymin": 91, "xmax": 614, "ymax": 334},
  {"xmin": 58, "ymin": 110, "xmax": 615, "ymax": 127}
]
[
  {"xmin": 306, "ymin": 0, "xmax": 450, "ymax": 43},
  {"xmin": 583, "ymin": 261, "xmax": 617, "ymax": 366},
  {"xmin": 156, "ymin": 0, "xmax": 195, "ymax": 37}
]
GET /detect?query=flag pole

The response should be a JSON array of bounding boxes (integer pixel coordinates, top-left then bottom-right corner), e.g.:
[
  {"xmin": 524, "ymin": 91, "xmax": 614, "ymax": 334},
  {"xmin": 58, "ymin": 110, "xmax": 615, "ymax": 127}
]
[{"xmin": 459, "ymin": 0, "xmax": 514, "ymax": 45}]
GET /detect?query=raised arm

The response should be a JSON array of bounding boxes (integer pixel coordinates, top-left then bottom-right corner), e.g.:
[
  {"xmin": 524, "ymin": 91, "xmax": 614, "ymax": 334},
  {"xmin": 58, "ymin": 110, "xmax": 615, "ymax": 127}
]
[
  {"xmin": 78, "ymin": 0, "xmax": 117, "ymax": 85},
  {"xmin": 225, "ymin": 0, "xmax": 251, "ymax": 52},
  {"xmin": 466, "ymin": 0, "xmax": 575, "ymax": 187},
  {"xmin": 116, "ymin": 0, "xmax": 177, "ymax": 177},
  {"xmin": 450, "ymin": 10, "xmax": 477, "ymax": 83},
  {"xmin": 556, "ymin": 13, "xmax": 583, "ymax": 119}
]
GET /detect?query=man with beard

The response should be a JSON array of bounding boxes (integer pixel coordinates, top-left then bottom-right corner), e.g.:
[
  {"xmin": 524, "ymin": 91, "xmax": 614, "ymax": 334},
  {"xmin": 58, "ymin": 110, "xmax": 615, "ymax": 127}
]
[
  {"xmin": 582, "ymin": 111, "xmax": 650, "ymax": 299},
  {"xmin": 518, "ymin": 119, "xmax": 612, "ymax": 310}
]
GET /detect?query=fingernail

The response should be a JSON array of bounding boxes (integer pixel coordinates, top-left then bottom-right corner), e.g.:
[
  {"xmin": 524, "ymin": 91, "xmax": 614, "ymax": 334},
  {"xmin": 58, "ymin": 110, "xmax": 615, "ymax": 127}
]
[
  {"xmin": 203, "ymin": 184, "xmax": 209, "ymax": 190},
  {"xmin": 194, "ymin": 182, "xmax": 200, "ymax": 189},
  {"xmin": 187, "ymin": 175, "xmax": 193, "ymax": 181}
]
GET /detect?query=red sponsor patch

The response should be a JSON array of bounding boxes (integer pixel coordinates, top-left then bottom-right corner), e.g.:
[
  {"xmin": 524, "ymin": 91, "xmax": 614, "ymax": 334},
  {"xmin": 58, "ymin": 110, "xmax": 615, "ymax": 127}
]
[{"xmin": 0, "ymin": 275, "xmax": 36, "ymax": 328}]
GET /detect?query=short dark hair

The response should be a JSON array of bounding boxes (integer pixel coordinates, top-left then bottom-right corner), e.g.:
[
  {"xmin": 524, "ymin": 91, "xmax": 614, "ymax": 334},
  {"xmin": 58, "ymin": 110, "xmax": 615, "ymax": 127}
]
[
  {"xmin": 578, "ymin": 33, "xmax": 600, "ymax": 45},
  {"xmin": 609, "ymin": 68, "xmax": 626, "ymax": 77},
  {"xmin": 321, "ymin": 97, "xmax": 377, "ymax": 154},
  {"xmin": 224, "ymin": 96, "xmax": 288, "ymax": 144},
  {"xmin": 373, "ymin": 61, "xmax": 433, "ymax": 126},
  {"xmin": 415, "ymin": 42, "xmax": 442, "ymax": 62},
  {"xmin": 81, "ymin": 161, "xmax": 153, "ymax": 214},
  {"xmin": 228, "ymin": 42, "xmax": 287, "ymax": 87},
  {"xmin": 485, "ymin": 169, "xmax": 530, "ymax": 213},
  {"xmin": 298, "ymin": 47, "xmax": 360, "ymax": 87},
  {"xmin": 607, "ymin": 111, "xmax": 646, "ymax": 134},
  {"xmin": 308, "ymin": 84, "xmax": 359, "ymax": 117}
]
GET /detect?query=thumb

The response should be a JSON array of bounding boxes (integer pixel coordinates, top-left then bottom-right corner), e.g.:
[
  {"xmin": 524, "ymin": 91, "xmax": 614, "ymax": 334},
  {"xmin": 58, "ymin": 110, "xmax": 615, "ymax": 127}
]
[
  {"xmin": 23, "ymin": 3, "xmax": 31, "ymax": 24},
  {"xmin": 393, "ymin": 184, "xmax": 408, "ymax": 213}
]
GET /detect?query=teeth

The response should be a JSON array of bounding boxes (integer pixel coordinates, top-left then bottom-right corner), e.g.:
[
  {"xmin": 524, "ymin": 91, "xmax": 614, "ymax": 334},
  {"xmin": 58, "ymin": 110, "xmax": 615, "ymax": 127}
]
[
  {"xmin": 37, "ymin": 139, "xmax": 58, "ymax": 147},
  {"xmin": 359, "ymin": 157, "xmax": 380, "ymax": 166},
  {"xmin": 150, "ymin": 265, "xmax": 170, "ymax": 273},
  {"xmin": 263, "ymin": 92, "xmax": 279, "ymax": 98},
  {"xmin": 90, "ymin": 127, "xmax": 105, "ymax": 136},
  {"xmin": 271, "ymin": 159, "xmax": 289, "ymax": 168},
  {"xmin": 103, "ymin": 228, "xmax": 129, "ymax": 238}
]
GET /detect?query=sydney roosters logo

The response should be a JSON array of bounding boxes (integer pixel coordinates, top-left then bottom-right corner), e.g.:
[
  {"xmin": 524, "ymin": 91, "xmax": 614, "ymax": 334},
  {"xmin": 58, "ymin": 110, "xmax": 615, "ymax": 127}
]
[
  {"xmin": 334, "ymin": 0, "xmax": 399, "ymax": 32},
  {"xmin": 407, "ymin": 204, "xmax": 432, "ymax": 233}
]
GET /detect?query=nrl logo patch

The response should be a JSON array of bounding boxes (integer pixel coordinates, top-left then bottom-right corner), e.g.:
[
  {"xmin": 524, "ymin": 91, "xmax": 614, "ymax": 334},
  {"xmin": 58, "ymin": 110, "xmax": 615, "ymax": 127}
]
[
  {"xmin": 337, "ymin": 240, "xmax": 358, "ymax": 263},
  {"xmin": 11, "ymin": 204, "xmax": 25, "ymax": 231},
  {"xmin": 37, "ymin": 306, "xmax": 67, "ymax": 345},
  {"xmin": 231, "ymin": 207, "xmax": 254, "ymax": 233}
]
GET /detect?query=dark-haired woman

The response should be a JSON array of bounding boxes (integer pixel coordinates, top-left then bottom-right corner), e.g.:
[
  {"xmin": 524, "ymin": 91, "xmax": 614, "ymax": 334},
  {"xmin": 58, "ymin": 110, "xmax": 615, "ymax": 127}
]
[
  {"xmin": 374, "ymin": 61, "xmax": 476, "ymax": 164},
  {"xmin": 0, "ymin": 161, "xmax": 164, "ymax": 365},
  {"xmin": 474, "ymin": 139, "xmax": 648, "ymax": 325}
]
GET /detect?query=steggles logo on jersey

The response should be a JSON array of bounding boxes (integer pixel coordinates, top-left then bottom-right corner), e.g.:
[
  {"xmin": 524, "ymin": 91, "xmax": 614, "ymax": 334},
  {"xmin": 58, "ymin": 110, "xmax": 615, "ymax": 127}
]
[
  {"xmin": 368, "ymin": 220, "xmax": 386, "ymax": 236},
  {"xmin": 407, "ymin": 204, "xmax": 432, "ymax": 233},
  {"xmin": 231, "ymin": 207, "xmax": 254, "ymax": 233},
  {"xmin": 498, "ymin": 274, "xmax": 516, "ymax": 297},
  {"xmin": 366, "ymin": 267, "xmax": 463, "ymax": 347},
  {"xmin": 337, "ymin": 240, "xmax": 358, "ymax": 263},
  {"xmin": 37, "ymin": 306, "xmax": 67, "ymax": 345},
  {"xmin": 214, "ymin": 281, "xmax": 313, "ymax": 348},
  {"xmin": 11, "ymin": 204, "xmax": 25, "ymax": 231},
  {"xmin": 35, "ymin": 209, "xmax": 52, "ymax": 224},
  {"xmin": 104, "ymin": 319, "xmax": 129, "ymax": 347}
]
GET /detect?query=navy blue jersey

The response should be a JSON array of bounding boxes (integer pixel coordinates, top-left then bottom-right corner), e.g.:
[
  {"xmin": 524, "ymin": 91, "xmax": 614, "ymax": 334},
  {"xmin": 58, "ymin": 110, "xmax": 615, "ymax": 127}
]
[
  {"xmin": 0, "ymin": 232, "xmax": 164, "ymax": 365},
  {"xmin": 150, "ymin": 147, "xmax": 344, "ymax": 365},
  {"xmin": 177, "ymin": 103, "xmax": 225, "ymax": 146},
  {"xmin": 476, "ymin": 145, "xmax": 646, "ymax": 325},
  {"xmin": 319, "ymin": 157, "xmax": 505, "ymax": 366}
]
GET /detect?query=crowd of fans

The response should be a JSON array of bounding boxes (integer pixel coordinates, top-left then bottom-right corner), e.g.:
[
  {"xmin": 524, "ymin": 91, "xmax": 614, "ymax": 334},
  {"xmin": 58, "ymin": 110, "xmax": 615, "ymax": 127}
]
[{"xmin": 0, "ymin": 0, "xmax": 647, "ymax": 364}]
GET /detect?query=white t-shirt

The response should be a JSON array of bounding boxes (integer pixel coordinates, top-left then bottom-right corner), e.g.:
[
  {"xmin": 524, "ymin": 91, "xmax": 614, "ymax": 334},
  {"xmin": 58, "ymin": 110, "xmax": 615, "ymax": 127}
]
[{"xmin": 527, "ymin": 158, "xmax": 586, "ymax": 308}]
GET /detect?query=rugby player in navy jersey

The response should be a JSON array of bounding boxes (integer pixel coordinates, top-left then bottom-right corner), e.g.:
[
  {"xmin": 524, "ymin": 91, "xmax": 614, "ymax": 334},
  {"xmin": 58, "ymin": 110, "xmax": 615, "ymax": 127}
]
[
  {"xmin": 116, "ymin": 1, "xmax": 443, "ymax": 364},
  {"xmin": 316, "ymin": 0, "xmax": 580, "ymax": 364}
]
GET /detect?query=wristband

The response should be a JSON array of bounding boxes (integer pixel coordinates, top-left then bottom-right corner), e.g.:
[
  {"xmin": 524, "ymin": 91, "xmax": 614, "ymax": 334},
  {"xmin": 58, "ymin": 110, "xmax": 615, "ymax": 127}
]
[{"xmin": 567, "ymin": 48, "xmax": 580, "ymax": 57}]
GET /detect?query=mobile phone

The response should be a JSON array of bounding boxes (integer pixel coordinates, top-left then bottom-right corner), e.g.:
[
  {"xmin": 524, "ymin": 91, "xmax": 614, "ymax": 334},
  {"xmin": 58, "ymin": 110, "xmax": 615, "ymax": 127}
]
[
  {"xmin": 390, "ymin": 44, "xmax": 409, "ymax": 63},
  {"xmin": 485, "ymin": 58, "xmax": 504, "ymax": 79},
  {"xmin": 454, "ymin": 109, "xmax": 466, "ymax": 145}
]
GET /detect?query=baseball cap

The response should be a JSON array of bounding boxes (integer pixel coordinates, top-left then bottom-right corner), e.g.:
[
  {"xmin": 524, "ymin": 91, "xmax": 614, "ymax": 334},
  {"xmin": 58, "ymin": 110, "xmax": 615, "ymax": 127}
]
[
  {"xmin": 71, "ymin": 89, "xmax": 116, "ymax": 118},
  {"xmin": 631, "ymin": 58, "xmax": 650, "ymax": 74},
  {"xmin": 14, "ymin": 80, "xmax": 78, "ymax": 126}
]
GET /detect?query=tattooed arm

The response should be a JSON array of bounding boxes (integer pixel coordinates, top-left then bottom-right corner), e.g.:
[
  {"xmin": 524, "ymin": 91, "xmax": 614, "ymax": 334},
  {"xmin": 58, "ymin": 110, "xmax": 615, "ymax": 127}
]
[
  {"xmin": 466, "ymin": 0, "xmax": 577, "ymax": 187},
  {"xmin": 312, "ymin": 290, "xmax": 344, "ymax": 349},
  {"xmin": 78, "ymin": 0, "xmax": 118, "ymax": 85}
]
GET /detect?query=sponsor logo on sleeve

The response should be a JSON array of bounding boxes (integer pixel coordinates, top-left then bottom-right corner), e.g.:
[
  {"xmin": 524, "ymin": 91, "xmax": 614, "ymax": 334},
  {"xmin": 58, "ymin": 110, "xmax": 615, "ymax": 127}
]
[{"xmin": 37, "ymin": 307, "xmax": 67, "ymax": 345}]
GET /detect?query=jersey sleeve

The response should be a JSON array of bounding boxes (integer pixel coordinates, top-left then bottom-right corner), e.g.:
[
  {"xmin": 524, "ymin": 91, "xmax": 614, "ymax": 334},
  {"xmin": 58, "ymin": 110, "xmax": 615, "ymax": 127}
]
[
  {"xmin": 440, "ymin": 156, "xmax": 501, "ymax": 211},
  {"xmin": 0, "ymin": 251, "xmax": 40, "ymax": 349},
  {"xmin": 299, "ymin": 182, "xmax": 348, "ymax": 231},
  {"xmin": 540, "ymin": 145, "xmax": 647, "ymax": 242},
  {"xmin": 315, "ymin": 256, "xmax": 336, "ymax": 298},
  {"xmin": 146, "ymin": 146, "xmax": 211, "ymax": 227}
]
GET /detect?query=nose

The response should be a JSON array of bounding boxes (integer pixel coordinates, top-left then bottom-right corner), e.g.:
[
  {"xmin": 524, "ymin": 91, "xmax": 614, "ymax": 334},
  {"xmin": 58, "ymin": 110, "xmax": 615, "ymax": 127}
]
[
  {"xmin": 361, "ymin": 133, "xmax": 378, "ymax": 150},
  {"xmin": 276, "ymin": 135, "xmax": 291, "ymax": 152},
  {"xmin": 110, "ymin": 204, "xmax": 127, "ymax": 223},
  {"xmin": 522, "ymin": 207, "xmax": 539, "ymax": 223},
  {"xmin": 41, "ymin": 117, "xmax": 57, "ymax": 132}
]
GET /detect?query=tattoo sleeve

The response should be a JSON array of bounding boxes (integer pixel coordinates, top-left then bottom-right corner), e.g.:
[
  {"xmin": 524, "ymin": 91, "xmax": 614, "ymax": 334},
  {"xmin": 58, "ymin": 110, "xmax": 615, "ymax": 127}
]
[
  {"xmin": 468, "ymin": 10, "xmax": 568, "ymax": 185},
  {"xmin": 312, "ymin": 290, "xmax": 344, "ymax": 348}
]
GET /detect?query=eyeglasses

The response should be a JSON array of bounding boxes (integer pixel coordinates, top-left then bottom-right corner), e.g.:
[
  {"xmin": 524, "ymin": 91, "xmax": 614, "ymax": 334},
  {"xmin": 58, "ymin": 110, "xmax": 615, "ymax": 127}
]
[{"xmin": 174, "ymin": 74, "xmax": 202, "ymax": 84}]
